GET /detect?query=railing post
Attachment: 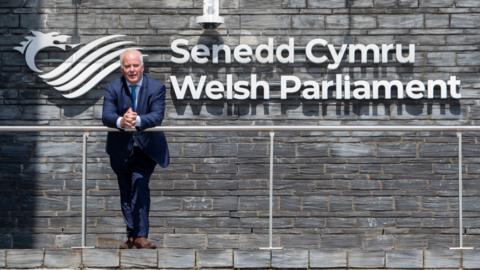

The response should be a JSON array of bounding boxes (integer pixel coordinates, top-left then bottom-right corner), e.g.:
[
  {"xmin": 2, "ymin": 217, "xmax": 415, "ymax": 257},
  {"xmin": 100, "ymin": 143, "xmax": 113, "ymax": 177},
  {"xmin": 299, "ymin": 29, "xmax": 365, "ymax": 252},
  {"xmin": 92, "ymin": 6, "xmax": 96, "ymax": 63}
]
[
  {"xmin": 260, "ymin": 131, "xmax": 282, "ymax": 250},
  {"xmin": 73, "ymin": 131, "xmax": 94, "ymax": 249},
  {"xmin": 450, "ymin": 132, "xmax": 473, "ymax": 250}
]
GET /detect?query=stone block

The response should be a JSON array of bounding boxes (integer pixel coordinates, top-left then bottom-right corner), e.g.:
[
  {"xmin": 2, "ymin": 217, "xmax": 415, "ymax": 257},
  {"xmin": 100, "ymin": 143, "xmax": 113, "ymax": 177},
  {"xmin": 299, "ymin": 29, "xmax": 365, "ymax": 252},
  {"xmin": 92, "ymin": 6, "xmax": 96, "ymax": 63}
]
[
  {"xmin": 0, "ymin": 14, "xmax": 18, "ymax": 27},
  {"xmin": 458, "ymin": 52, "xmax": 480, "ymax": 66},
  {"xmin": 463, "ymin": 250, "xmax": 480, "ymax": 269},
  {"xmin": 419, "ymin": 0, "xmax": 454, "ymax": 7},
  {"xmin": 183, "ymin": 196, "xmax": 213, "ymax": 210},
  {"xmin": 349, "ymin": 250, "xmax": 385, "ymax": 268},
  {"xmin": 0, "ymin": 250, "xmax": 5, "ymax": 268},
  {"xmin": 6, "ymin": 249, "xmax": 44, "ymax": 268},
  {"xmin": 425, "ymin": 14, "xmax": 450, "ymax": 28},
  {"xmin": 427, "ymin": 52, "xmax": 456, "ymax": 67},
  {"xmin": 330, "ymin": 196, "xmax": 353, "ymax": 211},
  {"xmin": 456, "ymin": 0, "xmax": 480, "ymax": 7},
  {"xmin": 271, "ymin": 249, "xmax": 308, "ymax": 268},
  {"xmin": 149, "ymin": 14, "xmax": 190, "ymax": 29},
  {"xmin": 424, "ymin": 249, "xmax": 461, "ymax": 268},
  {"xmin": 452, "ymin": 14, "xmax": 480, "ymax": 28},
  {"xmin": 0, "ymin": 105, "xmax": 21, "ymax": 120},
  {"xmin": 374, "ymin": 0, "xmax": 397, "ymax": 7},
  {"xmin": 308, "ymin": 0, "xmax": 345, "ymax": 8},
  {"xmin": 363, "ymin": 235, "xmax": 395, "ymax": 250},
  {"xmin": 296, "ymin": 143, "xmax": 329, "ymax": 157},
  {"xmin": 280, "ymin": 234, "xmax": 320, "ymax": 248},
  {"xmin": 354, "ymin": 196, "xmax": 394, "ymax": 211},
  {"xmin": 283, "ymin": 0, "xmax": 307, "ymax": 8},
  {"xmin": 330, "ymin": 143, "xmax": 376, "ymax": 157},
  {"xmin": 197, "ymin": 249, "xmax": 233, "ymax": 268},
  {"xmin": 12, "ymin": 234, "xmax": 56, "ymax": 249},
  {"xmin": 158, "ymin": 248, "xmax": 195, "ymax": 268},
  {"xmin": 82, "ymin": 249, "xmax": 119, "ymax": 268},
  {"xmin": 241, "ymin": 15, "xmax": 290, "ymax": 29},
  {"xmin": 352, "ymin": 15, "xmax": 377, "ymax": 28},
  {"xmin": 44, "ymin": 249, "xmax": 81, "ymax": 268},
  {"xmin": 121, "ymin": 249, "xmax": 157, "ymax": 268},
  {"xmin": 164, "ymin": 234, "xmax": 207, "ymax": 249},
  {"xmin": 150, "ymin": 196, "xmax": 183, "ymax": 211},
  {"xmin": 35, "ymin": 142, "xmax": 82, "ymax": 157},
  {"xmin": 378, "ymin": 15, "xmax": 423, "ymax": 28},
  {"xmin": 386, "ymin": 250, "xmax": 423, "ymax": 268},
  {"xmin": 303, "ymin": 196, "xmax": 329, "ymax": 211},
  {"xmin": 325, "ymin": 15, "xmax": 349, "ymax": 29},
  {"xmin": 398, "ymin": 0, "xmax": 418, "ymax": 7},
  {"xmin": 240, "ymin": 0, "xmax": 282, "ymax": 9},
  {"xmin": 234, "ymin": 250, "xmax": 271, "ymax": 268},
  {"xmin": 292, "ymin": 15, "xmax": 325, "ymax": 29},
  {"xmin": 211, "ymin": 143, "xmax": 238, "ymax": 157},
  {"xmin": 310, "ymin": 250, "xmax": 347, "ymax": 268},
  {"xmin": 207, "ymin": 235, "xmax": 240, "ymax": 249}
]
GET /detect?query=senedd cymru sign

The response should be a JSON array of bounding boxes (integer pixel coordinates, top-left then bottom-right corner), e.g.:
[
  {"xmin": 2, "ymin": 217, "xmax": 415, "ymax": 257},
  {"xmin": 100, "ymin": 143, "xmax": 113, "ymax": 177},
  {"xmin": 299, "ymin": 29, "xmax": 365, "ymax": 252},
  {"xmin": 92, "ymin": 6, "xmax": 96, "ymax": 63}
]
[
  {"xmin": 15, "ymin": 32, "xmax": 461, "ymax": 100},
  {"xmin": 170, "ymin": 38, "xmax": 461, "ymax": 101}
]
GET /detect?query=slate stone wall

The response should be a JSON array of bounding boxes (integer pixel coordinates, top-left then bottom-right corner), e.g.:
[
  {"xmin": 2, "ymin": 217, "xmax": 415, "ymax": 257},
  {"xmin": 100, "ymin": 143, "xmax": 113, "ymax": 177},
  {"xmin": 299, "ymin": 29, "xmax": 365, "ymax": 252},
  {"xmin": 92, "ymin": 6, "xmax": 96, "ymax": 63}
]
[{"xmin": 0, "ymin": 0, "xmax": 479, "ymax": 249}]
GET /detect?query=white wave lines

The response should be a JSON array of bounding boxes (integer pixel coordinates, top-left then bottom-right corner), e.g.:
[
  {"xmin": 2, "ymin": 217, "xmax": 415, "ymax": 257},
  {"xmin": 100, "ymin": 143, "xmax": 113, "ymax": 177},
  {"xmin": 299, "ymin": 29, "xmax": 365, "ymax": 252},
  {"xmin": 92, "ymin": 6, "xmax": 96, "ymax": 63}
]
[{"xmin": 40, "ymin": 35, "xmax": 138, "ymax": 99}]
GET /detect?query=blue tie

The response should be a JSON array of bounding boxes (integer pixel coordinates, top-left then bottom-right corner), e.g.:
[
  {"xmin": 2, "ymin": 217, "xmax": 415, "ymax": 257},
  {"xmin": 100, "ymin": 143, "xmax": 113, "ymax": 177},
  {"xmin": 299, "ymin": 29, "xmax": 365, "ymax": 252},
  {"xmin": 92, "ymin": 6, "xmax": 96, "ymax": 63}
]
[{"xmin": 129, "ymin": 85, "xmax": 137, "ymax": 111}]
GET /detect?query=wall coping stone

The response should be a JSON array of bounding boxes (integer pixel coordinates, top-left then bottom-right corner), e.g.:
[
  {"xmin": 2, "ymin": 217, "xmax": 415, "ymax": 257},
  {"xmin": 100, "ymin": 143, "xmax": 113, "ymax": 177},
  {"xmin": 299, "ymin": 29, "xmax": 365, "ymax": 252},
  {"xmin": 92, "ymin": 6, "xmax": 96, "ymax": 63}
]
[{"xmin": 0, "ymin": 248, "xmax": 475, "ymax": 269}]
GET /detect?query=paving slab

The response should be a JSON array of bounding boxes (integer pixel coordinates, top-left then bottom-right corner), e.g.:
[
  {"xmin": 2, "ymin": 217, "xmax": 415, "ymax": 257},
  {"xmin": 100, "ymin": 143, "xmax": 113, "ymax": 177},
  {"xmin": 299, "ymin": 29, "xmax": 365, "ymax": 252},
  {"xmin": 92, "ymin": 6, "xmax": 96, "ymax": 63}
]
[
  {"xmin": 271, "ymin": 249, "xmax": 308, "ymax": 268},
  {"xmin": 44, "ymin": 249, "xmax": 81, "ymax": 268},
  {"xmin": 310, "ymin": 250, "xmax": 347, "ymax": 268},
  {"xmin": 197, "ymin": 249, "xmax": 233, "ymax": 268},
  {"xmin": 82, "ymin": 248, "xmax": 119, "ymax": 268},
  {"xmin": 6, "ymin": 249, "xmax": 44, "ymax": 268},
  {"xmin": 158, "ymin": 248, "xmax": 195, "ymax": 268},
  {"xmin": 349, "ymin": 250, "xmax": 385, "ymax": 268},
  {"xmin": 121, "ymin": 249, "xmax": 157, "ymax": 268},
  {"xmin": 0, "ymin": 250, "xmax": 5, "ymax": 268},
  {"xmin": 234, "ymin": 250, "xmax": 271, "ymax": 268},
  {"xmin": 386, "ymin": 250, "xmax": 423, "ymax": 269},
  {"xmin": 463, "ymin": 250, "xmax": 480, "ymax": 269},
  {"xmin": 424, "ymin": 249, "xmax": 461, "ymax": 268}
]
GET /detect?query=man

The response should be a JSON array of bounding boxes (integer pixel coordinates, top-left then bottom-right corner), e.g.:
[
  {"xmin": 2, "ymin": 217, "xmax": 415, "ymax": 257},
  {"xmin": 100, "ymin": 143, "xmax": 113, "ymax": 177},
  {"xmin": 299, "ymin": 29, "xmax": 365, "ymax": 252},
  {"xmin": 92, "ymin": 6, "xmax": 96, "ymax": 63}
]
[{"xmin": 102, "ymin": 49, "xmax": 169, "ymax": 249}]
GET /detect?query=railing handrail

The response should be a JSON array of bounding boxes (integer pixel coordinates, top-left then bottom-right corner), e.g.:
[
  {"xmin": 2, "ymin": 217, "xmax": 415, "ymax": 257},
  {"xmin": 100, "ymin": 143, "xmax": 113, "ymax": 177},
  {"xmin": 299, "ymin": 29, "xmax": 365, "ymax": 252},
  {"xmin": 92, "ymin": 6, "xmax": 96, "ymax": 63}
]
[{"xmin": 1, "ymin": 125, "xmax": 480, "ymax": 132}]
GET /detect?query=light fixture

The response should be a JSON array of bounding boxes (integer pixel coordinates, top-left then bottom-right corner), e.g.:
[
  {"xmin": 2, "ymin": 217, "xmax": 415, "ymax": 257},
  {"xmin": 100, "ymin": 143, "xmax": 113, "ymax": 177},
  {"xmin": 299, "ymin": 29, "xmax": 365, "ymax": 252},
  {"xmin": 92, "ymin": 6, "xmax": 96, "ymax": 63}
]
[{"xmin": 196, "ymin": 0, "xmax": 224, "ymax": 29}]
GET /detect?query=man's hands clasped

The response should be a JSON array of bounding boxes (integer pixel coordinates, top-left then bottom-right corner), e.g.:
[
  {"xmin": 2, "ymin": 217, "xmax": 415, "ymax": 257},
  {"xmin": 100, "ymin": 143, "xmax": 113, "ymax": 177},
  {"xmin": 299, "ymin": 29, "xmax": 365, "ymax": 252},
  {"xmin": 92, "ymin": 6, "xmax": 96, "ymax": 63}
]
[{"xmin": 121, "ymin": 108, "xmax": 137, "ymax": 129}]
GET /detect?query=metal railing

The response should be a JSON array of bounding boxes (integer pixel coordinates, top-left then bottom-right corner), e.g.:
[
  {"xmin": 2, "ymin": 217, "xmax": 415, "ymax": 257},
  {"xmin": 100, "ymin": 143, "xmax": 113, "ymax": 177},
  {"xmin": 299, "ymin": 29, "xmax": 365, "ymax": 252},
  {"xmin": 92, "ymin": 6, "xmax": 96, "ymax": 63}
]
[{"xmin": 0, "ymin": 125, "xmax": 478, "ymax": 250}]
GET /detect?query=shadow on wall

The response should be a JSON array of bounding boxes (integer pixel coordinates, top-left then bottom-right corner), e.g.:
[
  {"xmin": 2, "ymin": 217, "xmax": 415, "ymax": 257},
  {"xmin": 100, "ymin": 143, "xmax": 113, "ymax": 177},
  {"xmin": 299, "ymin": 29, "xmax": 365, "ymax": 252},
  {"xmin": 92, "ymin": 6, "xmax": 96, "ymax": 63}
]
[
  {"xmin": 0, "ymin": 0, "xmax": 106, "ymax": 248},
  {"xmin": 0, "ymin": 1, "xmax": 43, "ymax": 249}
]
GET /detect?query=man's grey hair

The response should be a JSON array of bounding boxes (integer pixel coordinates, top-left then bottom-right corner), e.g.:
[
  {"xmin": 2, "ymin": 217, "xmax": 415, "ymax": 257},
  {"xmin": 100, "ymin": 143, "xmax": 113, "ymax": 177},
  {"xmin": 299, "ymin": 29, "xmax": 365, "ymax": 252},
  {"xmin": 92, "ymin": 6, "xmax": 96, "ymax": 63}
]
[{"xmin": 120, "ymin": 49, "xmax": 144, "ymax": 67}]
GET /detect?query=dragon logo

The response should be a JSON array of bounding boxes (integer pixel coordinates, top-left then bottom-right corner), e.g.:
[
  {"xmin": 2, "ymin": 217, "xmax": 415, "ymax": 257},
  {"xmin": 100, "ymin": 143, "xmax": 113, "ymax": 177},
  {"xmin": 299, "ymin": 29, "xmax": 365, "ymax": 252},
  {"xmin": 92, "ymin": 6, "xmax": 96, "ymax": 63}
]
[{"xmin": 15, "ymin": 31, "xmax": 138, "ymax": 98}]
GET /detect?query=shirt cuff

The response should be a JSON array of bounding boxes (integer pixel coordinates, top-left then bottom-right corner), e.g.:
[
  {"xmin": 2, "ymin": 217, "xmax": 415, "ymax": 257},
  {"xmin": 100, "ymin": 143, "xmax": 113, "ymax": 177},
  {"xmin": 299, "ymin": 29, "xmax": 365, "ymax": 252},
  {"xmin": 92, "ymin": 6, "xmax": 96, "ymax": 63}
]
[
  {"xmin": 116, "ymin": 117, "xmax": 123, "ymax": 129},
  {"xmin": 135, "ymin": 115, "xmax": 141, "ymax": 127}
]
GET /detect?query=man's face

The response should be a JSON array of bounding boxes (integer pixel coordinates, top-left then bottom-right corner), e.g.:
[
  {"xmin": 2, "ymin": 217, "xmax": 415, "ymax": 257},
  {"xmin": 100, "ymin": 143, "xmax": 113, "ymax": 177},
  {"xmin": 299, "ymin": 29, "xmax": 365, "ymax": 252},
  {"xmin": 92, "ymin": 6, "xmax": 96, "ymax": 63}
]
[{"xmin": 121, "ymin": 51, "xmax": 144, "ymax": 84}]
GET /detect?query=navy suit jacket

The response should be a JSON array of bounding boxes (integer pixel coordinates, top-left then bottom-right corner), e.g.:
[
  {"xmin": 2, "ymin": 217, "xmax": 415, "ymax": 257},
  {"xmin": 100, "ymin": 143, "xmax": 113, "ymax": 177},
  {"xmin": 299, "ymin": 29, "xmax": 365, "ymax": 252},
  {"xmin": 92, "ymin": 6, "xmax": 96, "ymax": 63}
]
[{"xmin": 102, "ymin": 74, "xmax": 169, "ymax": 169}]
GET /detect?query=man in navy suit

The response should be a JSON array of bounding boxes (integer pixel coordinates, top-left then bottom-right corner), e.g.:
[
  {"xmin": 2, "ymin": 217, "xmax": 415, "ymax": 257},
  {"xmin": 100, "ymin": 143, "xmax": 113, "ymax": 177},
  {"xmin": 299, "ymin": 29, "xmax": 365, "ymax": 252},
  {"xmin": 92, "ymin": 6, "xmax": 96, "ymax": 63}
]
[{"xmin": 102, "ymin": 49, "xmax": 169, "ymax": 249}]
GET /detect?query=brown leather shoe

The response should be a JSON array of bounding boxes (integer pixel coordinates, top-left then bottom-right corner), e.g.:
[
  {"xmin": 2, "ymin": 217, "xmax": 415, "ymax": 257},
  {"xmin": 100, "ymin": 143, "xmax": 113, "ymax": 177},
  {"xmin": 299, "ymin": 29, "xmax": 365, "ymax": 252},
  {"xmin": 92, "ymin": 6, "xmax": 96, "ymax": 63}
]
[
  {"xmin": 119, "ymin": 237, "xmax": 135, "ymax": 249},
  {"xmin": 133, "ymin": 237, "xmax": 157, "ymax": 249}
]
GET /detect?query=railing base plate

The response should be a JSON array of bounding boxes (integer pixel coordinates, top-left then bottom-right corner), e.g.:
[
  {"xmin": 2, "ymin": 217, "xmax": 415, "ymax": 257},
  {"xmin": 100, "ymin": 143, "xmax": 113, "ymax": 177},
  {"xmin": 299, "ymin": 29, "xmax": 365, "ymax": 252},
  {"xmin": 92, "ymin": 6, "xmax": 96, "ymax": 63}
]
[
  {"xmin": 259, "ymin": 247, "xmax": 283, "ymax": 250},
  {"xmin": 449, "ymin": 247, "xmax": 474, "ymax": 250}
]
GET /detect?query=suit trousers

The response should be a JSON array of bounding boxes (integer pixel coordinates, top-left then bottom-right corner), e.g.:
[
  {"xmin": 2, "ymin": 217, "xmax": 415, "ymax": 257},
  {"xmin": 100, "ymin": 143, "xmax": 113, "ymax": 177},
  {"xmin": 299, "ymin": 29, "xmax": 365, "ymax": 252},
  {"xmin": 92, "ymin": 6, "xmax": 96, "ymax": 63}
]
[{"xmin": 112, "ymin": 146, "xmax": 156, "ymax": 238}]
